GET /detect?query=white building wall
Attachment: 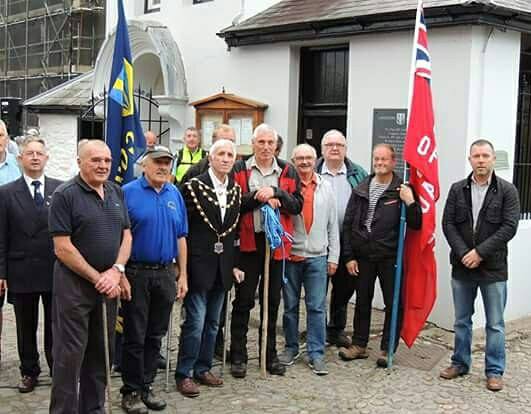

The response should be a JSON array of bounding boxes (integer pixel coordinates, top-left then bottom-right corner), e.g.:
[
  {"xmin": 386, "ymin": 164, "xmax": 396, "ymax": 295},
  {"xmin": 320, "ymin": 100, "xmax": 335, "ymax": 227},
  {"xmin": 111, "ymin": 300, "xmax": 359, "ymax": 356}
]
[
  {"xmin": 40, "ymin": 114, "xmax": 79, "ymax": 180},
  {"xmin": 347, "ymin": 26, "xmax": 526, "ymax": 329}
]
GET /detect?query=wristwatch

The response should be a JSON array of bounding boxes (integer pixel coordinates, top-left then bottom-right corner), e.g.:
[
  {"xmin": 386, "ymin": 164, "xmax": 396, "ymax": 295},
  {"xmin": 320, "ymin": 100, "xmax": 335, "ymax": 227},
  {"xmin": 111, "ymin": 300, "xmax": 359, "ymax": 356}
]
[{"xmin": 113, "ymin": 263, "xmax": 125, "ymax": 274}]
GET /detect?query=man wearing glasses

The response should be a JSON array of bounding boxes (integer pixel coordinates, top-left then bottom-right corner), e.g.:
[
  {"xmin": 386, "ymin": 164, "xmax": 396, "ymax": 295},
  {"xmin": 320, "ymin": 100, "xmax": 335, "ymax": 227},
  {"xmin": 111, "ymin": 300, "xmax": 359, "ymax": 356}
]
[{"xmin": 315, "ymin": 129, "xmax": 367, "ymax": 349}]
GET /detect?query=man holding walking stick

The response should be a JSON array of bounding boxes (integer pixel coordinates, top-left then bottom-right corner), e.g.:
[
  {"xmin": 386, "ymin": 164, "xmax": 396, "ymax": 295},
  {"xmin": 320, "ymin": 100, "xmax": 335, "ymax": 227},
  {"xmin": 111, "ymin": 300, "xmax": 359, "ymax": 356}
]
[
  {"xmin": 49, "ymin": 139, "xmax": 132, "ymax": 414},
  {"xmin": 120, "ymin": 145, "xmax": 188, "ymax": 413},
  {"xmin": 229, "ymin": 124, "xmax": 303, "ymax": 378}
]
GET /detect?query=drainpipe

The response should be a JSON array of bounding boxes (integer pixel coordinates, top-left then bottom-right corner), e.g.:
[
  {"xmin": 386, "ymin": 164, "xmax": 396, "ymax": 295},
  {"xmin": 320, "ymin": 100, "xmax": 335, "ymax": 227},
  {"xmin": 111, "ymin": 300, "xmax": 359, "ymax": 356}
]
[{"xmin": 232, "ymin": 0, "xmax": 245, "ymax": 26}]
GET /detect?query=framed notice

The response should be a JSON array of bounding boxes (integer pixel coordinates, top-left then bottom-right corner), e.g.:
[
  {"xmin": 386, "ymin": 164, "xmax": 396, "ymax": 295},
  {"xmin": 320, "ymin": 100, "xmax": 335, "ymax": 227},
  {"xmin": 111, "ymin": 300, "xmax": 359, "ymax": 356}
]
[{"xmin": 372, "ymin": 109, "xmax": 408, "ymax": 178}]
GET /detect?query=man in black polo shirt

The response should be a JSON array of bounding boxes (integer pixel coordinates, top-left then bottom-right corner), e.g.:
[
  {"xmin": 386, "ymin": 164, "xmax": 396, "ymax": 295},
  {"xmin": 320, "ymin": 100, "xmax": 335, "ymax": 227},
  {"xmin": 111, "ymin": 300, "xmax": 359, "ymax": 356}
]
[{"xmin": 49, "ymin": 139, "xmax": 133, "ymax": 414}]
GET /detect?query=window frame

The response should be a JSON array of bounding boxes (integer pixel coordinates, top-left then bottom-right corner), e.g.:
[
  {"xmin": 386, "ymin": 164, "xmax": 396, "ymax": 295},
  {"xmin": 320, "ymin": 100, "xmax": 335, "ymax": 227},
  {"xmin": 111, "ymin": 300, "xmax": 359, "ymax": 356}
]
[{"xmin": 144, "ymin": 0, "xmax": 161, "ymax": 14}]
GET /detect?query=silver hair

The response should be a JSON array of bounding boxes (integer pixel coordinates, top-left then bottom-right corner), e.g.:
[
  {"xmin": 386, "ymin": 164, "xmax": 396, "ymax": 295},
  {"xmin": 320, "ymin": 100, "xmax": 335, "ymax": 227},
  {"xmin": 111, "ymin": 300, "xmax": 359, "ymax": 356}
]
[
  {"xmin": 321, "ymin": 129, "xmax": 347, "ymax": 147},
  {"xmin": 252, "ymin": 123, "xmax": 278, "ymax": 142},
  {"xmin": 291, "ymin": 143, "xmax": 317, "ymax": 160},
  {"xmin": 19, "ymin": 134, "xmax": 47, "ymax": 153},
  {"xmin": 209, "ymin": 139, "xmax": 236, "ymax": 158}
]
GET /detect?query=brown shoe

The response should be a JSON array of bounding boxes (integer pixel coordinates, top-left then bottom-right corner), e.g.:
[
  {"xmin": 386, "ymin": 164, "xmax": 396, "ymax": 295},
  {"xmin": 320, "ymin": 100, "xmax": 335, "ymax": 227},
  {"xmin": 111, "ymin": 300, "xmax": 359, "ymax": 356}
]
[
  {"xmin": 486, "ymin": 376, "xmax": 503, "ymax": 392},
  {"xmin": 18, "ymin": 375, "xmax": 38, "ymax": 393},
  {"xmin": 176, "ymin": 378, "xmax": 200, "ymax": 398},
  {"xmin": 439, "ymin": 365, "xmax": 466, "ymax": 380},
  {"xmin": 338, "ymin": 345, "xmax": 368, "ymax": 361},
  {"xmin": 195, "ymin": 371, "xmax": 223, "ymax": 387}
]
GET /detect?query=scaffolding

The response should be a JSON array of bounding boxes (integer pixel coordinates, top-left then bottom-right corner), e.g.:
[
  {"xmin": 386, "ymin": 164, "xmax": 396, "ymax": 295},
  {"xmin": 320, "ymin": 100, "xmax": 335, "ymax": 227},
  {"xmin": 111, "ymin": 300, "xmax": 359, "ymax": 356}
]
[{"xmin": 0, "ymin": 0, "xmax": 104, "ymax": 100}]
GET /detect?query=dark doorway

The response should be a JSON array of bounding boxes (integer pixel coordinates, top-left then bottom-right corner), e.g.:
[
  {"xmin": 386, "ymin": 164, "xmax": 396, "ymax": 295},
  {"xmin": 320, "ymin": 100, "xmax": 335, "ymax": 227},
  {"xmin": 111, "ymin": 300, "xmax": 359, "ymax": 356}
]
[{"xmin": 298, "ymin": 45, "xmax": 349, "ymax": 156}]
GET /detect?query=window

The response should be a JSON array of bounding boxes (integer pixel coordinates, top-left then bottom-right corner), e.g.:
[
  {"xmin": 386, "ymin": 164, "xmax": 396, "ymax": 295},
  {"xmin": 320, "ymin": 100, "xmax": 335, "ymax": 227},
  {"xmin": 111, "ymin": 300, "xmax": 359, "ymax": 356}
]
[
  {"xmin": 145, "ymin": 0, "xmax": 160, "ymax": 13},
  {"xmin": 514, "ymin": 33, "xmax": 531, "ymax": 219}
]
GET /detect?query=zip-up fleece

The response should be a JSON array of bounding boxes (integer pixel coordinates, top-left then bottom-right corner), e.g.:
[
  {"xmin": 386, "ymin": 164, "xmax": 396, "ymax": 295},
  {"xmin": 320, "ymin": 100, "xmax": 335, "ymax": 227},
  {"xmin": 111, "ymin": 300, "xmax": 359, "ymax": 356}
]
[
  {"xmin": 233, "ymin": 158, "xmax": 303, "ymax": 260},
  {"xmin": 290, "ymin": 174, "xmax": 340, "ymax": 264}
]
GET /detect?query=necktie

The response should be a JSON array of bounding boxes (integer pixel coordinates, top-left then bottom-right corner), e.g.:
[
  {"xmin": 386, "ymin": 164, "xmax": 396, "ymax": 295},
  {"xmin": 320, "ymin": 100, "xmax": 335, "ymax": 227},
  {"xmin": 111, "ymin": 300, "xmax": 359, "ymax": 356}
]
[{"xmin": 32, "ymin": 180, "xmax": 44, "ymax": 207}]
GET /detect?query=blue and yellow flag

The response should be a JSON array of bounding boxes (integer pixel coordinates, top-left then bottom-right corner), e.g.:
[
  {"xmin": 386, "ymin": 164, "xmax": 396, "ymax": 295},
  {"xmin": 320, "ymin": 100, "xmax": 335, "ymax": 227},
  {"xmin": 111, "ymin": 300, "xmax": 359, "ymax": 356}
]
[{"xmin": 106, "ymin": 0, "xmax": 145, "ymax": 185}]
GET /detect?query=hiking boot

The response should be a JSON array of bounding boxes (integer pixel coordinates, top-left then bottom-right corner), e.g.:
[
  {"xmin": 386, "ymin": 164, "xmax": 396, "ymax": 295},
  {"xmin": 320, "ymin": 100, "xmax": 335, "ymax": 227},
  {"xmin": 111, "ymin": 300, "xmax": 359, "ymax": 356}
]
[
  {"xmin": 338, "ymin": 345, "xmax": 368, "ymax": 361},
  {"xmin": 121, "ymin": 392, "xmax": 148, "ymax": 414},
  {"xmin": 141, "ymin": 387, "xmax": 166, "ymax": 411}
]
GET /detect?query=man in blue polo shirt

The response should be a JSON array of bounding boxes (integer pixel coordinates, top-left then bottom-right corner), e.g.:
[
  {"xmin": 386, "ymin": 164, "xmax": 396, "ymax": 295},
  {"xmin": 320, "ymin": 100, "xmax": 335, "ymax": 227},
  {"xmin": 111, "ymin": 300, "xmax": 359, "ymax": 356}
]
[{"xmin": 120, "ymin": 145, "xmax": 188, "ymax": 414}]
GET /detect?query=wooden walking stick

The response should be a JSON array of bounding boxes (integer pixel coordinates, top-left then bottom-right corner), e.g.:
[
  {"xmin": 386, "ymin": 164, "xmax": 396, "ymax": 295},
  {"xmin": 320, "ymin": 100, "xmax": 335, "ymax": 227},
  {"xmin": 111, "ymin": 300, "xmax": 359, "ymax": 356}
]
[
  {"xmin": 260, "ymin": 238, "xmax": 270, "ymax": 379},
  {"xmin": 164, "ymin": 302, "xmax": 174, "ymax": 392},
  {"xmin": 221, "ymin": 289, "xmax": 232, "ymax": 377},
  {"xmin": 102, "ymin": 299, "xmax": 113, "ymax": 414}
]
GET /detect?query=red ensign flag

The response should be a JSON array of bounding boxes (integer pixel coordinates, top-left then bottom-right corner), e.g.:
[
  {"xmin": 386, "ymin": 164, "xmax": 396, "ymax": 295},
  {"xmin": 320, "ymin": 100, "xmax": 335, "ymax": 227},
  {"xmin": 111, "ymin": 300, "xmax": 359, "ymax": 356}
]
[{"xmin": 401, "ymin": 3, "xmax": 440, "ymax": 348}]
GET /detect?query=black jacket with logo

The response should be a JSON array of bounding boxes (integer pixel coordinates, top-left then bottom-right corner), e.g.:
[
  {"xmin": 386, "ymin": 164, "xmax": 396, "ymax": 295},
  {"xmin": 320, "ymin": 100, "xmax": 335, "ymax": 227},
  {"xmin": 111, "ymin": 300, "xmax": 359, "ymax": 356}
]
[
  {"xmin": 442, "ymin": 172, "xmax": 520, "ymax": 282},
  {"xmin": 342, "ymin": 173, "xmax": 422, "ymax": 262}
]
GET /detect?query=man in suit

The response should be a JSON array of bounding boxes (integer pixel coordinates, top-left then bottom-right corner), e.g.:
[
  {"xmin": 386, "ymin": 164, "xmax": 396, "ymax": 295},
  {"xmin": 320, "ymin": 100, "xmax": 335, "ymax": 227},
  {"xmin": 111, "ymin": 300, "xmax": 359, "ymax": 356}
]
[
  {"xmin": 175, "ymin": 139, "xmax": 242, "ymax": 398},
  {"xmin": 0, "ymin": 135, "xmax": 62, "ymax": 392}
]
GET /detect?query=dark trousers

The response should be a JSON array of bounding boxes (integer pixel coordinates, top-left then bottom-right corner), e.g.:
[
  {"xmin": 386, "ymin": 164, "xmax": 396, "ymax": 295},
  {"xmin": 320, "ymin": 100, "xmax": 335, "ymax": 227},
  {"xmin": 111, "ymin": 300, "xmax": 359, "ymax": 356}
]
[
  {"xmin": 12, "ymin": 292, "xmax": 53, "ymax": 377},
  {"xmin": 120, "ymin": 266, "xmax": 175, "ymax": 394},
  {"xmin": 352, "ymin": 258, "xmax": 402, "ymax": 351},
  {"xmin": 230, "ymin": 233, "xmax": 282, "ymax": 364},
  {"xmin": 50, "ymin": 265, "xmax": 116, "ymax": 414},
  {"xmin": 327, "ymin": 257, "xmax": 357, "ymax": 335}
]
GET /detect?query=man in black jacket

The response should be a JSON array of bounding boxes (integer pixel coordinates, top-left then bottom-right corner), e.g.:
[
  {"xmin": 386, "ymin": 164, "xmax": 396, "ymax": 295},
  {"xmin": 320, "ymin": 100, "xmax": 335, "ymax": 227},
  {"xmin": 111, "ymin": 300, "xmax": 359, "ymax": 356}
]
[
  {"xmin": 440, "ymin": 139, "xmax": 519, "ymax": 392},
  {"xmin": 0, "ymin": 135, "xmax": 62, "ymax": 393},
  {"xmin": 338, "ymin": 144, "xmax": 421, "ymax": 367}
]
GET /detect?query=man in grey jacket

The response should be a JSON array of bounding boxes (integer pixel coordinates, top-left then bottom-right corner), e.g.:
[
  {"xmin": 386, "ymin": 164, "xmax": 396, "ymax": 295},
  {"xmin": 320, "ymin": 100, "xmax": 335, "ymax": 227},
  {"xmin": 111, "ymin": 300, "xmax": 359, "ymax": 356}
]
[
  {"xmin": 279, "ymin": 144, "xmax": 339, "ymax": 375},
  {"xmin": 440, "ymin": 139, "xmax": 520, "ymax": 392}
]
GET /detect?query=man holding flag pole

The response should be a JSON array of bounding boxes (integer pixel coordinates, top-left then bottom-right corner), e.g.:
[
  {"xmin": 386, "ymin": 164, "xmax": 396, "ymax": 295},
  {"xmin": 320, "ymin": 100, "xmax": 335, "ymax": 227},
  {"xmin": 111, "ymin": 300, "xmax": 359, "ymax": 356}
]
[{"xmin": 386, "ymin": 0, "xmax": 440, "ymax": 368}]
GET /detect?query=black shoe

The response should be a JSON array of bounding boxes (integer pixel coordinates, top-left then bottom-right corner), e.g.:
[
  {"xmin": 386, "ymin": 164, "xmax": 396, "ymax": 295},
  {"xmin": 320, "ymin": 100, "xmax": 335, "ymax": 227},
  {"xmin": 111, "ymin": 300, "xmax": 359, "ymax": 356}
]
[
  {"xmin": 157, "ymin": 355, "xmax": 167, "ymax": 370},
  {"xmin": 266, "ymin": 359, "xmax": 286, "ymax": 376},
  {"xmin": 327, "ymin": 331, "xmax": 351, "ymax": 348},
  {"xmin": 141, "ymin": 387, "xmax": 167, "ymax": 411},
  {"xmin": 230, "ymin": 361, "xmax": 247, "ymax": 378},
  {"xmin": 121, "ymin": 392, "xmax": 148, "ymax": 414}
]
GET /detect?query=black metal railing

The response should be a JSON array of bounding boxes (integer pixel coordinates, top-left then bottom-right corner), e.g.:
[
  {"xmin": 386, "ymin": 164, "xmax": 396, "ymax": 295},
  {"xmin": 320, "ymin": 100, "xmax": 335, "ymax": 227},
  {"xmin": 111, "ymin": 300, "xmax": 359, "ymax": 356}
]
[{"xmin": 514, "ymin": 71, "xmax": 531, "ymax": 220}]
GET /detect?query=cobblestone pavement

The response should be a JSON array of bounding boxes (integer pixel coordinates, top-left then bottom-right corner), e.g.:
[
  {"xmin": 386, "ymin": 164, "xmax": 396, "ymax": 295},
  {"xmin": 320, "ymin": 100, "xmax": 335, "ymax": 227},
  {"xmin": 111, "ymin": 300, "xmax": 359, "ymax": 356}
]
[{"xmin": 1, "ymin": 301, "xmax": 530, "ymax": 414}]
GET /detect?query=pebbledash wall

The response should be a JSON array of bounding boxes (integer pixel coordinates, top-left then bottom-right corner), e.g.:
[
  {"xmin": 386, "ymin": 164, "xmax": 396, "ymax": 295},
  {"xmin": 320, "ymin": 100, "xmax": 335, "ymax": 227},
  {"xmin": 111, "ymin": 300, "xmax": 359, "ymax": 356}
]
[{"xmin": 42, "ymin": 0, "xmax": 529, "ymax": 330}]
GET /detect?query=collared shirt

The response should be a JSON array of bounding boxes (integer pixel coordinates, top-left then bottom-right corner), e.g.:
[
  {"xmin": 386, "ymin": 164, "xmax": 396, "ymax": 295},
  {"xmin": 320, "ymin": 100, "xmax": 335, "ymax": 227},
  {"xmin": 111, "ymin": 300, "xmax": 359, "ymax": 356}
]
[
  {"xmin": 246, "ymin": 156, "xmax": 282, "ymax": 232},
  {"xmin": 24, "ymin": 174, "xmax": 45, "ymax": 198},
  {"xmin": 320, "ymin": 161, "xmax": 351, "ymax": 230},
  {"xmin": 49, "ymin": 175, "xmax": 130, "ymax": 272},
  {"xmin": 471, "ymin": 174, "xmax": 492, "ymax": 229},
  {"xmin": 208, "ymin": 167, "xmax": 228, "ymax": 222},
  {"xmin": 0, "ymin": 150, "xmax": 21, "ymax": 186},
  {"xmin": 290, "ymin": 173, "xmax": 317, "ymax": 262},
  {"xmin": 123, "ymin": 175, "xmax": 188, "ymax": 264}
]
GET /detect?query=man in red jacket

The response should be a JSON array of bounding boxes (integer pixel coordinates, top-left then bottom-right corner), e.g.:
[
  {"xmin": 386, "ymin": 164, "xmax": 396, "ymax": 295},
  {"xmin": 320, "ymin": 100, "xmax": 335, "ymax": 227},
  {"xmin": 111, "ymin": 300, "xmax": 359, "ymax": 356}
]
[{"xmin": 229, "ymin": 124, "xmax": 303, "ymax": 378}]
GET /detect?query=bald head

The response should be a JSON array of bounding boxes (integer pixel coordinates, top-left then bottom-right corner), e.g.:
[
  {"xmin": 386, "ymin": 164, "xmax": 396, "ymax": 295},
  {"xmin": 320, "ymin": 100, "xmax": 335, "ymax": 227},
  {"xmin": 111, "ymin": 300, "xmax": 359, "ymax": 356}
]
[{"xmin": 144, "ymin": 131, "xmax": 157, "ymax": 148}]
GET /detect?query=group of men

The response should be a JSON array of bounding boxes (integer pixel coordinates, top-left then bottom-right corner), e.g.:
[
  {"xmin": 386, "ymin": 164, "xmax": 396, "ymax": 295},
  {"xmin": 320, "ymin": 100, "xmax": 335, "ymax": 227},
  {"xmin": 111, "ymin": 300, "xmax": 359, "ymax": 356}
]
[{"xmin": 0, "ymin": 116, "xmax": 520, "ymax": 414}]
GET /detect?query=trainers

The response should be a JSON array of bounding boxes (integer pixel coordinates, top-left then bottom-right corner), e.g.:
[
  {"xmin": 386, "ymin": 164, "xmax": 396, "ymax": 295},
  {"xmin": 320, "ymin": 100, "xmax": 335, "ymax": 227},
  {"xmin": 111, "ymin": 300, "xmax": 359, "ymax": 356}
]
[
  {"xmin": 278, "ymin": 349, "xmax": 301, "ymax": 366},
  {"xmin": 308, "ymin": 358, "xmax": 329, "ymax": 376},
  {"xmin": 141, "ymin": 387, "xmax": 167, "ymax": 411},
  {"xmin": 338, "ymin": 345, "xmax": 368, "ymax": 361},
  {"xmin": 121, "ymin": 392, "xmax": 148, "ymax": 414}
]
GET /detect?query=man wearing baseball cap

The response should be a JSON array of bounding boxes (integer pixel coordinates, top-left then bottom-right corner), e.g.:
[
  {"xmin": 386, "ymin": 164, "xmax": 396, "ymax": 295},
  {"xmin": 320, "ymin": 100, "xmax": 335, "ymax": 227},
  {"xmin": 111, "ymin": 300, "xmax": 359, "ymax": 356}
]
[{"xmin": 120, "ymin": 145, "xmax": 188, "ymax": 413}]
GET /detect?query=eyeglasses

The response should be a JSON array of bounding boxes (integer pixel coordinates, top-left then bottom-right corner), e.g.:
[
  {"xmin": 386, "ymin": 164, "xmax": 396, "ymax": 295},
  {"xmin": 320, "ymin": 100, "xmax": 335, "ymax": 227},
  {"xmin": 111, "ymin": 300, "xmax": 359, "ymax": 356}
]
[
  {"xmin": 293, "ymin": 156, "xmax": 315, "ymax": 162},
  {"xmin": 22, "ymin": 151, "xmax": 46, "ymax": 157},
  {"xmin": 323, "ymin": 143, "xmax": 346, "ymax": 149}
]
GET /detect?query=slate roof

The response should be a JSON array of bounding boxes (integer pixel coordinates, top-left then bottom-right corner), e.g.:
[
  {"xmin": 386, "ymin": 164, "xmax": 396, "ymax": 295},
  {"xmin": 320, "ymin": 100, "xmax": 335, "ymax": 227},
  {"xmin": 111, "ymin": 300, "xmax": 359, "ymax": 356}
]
[{"xmin": 219, "ymin": 0, "xmax": 531, "ymax": 46}]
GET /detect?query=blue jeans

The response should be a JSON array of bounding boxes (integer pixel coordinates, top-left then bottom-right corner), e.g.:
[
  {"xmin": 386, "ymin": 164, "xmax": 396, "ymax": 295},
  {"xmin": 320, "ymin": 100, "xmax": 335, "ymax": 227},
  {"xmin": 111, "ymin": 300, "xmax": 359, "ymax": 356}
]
[
  {"xmin": 282, "ymin": 256, "xmax": 328, "ymax": 361},
  {"xmin": 451, "ymin": 278, "xmax": 507, "ymax": 377},
  {"xmin": 175, "ymin": 287, "xmax": 225, "ymax": 380}
]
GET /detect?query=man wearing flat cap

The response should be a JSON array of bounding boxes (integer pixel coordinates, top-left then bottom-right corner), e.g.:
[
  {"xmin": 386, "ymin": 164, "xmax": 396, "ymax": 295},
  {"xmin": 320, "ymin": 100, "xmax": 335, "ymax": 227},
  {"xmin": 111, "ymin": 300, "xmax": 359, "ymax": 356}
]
[{"xmin": 120, "ymin": 145, "xmax": 188, "ymax": 414}]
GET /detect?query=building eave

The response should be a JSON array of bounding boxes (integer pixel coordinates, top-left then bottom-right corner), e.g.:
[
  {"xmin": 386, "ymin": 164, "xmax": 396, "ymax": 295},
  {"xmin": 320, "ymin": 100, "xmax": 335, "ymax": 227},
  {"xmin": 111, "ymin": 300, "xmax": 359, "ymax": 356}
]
[{"xmin": 218, "ymin": 5, "xmax": 531, "ymax": 47}]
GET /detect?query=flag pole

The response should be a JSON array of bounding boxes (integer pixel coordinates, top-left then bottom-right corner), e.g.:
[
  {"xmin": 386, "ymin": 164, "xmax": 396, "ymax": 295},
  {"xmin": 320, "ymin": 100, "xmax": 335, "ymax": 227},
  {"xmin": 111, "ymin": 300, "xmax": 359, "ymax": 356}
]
[{"xmin": 387, "ymin": 0, "xmax": 423, "ymax": 370}]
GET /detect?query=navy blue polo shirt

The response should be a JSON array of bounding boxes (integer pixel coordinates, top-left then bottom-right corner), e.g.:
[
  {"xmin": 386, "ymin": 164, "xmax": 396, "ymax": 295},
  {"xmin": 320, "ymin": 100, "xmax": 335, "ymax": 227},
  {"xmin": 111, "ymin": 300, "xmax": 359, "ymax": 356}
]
[{"xmin": 123, "ymin": 175, "xmax": 188, "ymax": 264}]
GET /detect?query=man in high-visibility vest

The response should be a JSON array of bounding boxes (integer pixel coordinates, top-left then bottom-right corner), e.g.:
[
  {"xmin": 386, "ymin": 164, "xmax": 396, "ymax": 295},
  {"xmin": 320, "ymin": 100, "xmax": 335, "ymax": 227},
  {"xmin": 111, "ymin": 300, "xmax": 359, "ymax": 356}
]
[{"xmin": 173, "ymin": 127, "xmax": 207, "ymax": 184}]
